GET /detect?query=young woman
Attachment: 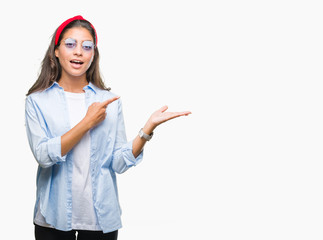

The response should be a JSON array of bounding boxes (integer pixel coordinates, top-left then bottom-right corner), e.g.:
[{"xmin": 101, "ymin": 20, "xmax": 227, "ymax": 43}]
[{"xmin": 25, "ymin": 15, "xmax": 191, "ymax": 240}]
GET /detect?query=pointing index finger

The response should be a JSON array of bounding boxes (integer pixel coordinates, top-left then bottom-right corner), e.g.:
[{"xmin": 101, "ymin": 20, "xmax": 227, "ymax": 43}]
[{"xmin": 101, "ymin": 96, "xmax": 120, "ymax": 107}]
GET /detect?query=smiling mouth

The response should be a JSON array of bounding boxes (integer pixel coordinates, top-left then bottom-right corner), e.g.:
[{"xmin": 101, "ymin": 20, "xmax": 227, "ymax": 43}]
[{"xmin": 70, "ymin": 60, "xmax": 84, "ymax": 65}]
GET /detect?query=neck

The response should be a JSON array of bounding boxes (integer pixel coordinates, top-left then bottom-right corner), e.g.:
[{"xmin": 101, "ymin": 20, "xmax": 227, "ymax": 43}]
[{"xmin": 58, "ymin": 75, "xmax": 88, "ymax": 93}]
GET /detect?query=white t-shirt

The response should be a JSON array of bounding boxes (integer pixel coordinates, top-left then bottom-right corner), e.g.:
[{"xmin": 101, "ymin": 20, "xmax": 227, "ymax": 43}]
[{"xmin": 34, "ymin": 91, "xmax": 100, "ymax": 231}]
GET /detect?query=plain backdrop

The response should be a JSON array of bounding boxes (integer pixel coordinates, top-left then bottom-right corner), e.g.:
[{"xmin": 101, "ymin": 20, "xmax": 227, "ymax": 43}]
[{"xmin": 0, "ymin": 0, "xmax": 323, "ymax": 239}]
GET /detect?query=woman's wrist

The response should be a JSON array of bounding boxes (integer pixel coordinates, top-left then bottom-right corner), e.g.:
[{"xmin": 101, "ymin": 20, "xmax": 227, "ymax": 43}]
[
  {"xmin": 142, "ymin": 120, "xmax": 156, "ymax": 135},
  {"xmin": 80, "ymin": 117, "xmax": 94, "ymax": 131}
]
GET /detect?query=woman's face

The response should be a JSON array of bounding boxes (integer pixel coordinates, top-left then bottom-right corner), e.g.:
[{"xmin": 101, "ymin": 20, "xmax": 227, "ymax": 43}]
[{"xmin": 55, "ymin": 27, "xmax": 95, "ymax": 80}]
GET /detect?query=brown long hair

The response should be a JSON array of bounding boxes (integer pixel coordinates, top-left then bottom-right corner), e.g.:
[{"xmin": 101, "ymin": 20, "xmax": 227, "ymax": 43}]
[{"xmin": 26, "ymin": 20, "xmax": 110, "ymax": 96}]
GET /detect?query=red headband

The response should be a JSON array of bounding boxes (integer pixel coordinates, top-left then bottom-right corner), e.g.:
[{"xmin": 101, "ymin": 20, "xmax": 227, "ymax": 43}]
[{"xmin": 55, "ymin": 15, "xmax": 98, "ymax": 46}]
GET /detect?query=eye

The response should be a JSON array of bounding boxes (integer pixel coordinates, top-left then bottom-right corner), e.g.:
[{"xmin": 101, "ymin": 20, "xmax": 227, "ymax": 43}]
[
  {"xmin": 82, "ymin": 41, "xmax": 94, "ymax": 51},
  {"xmin": 64, "ymin": 38, "xmax": 76, "ymax": 49}
]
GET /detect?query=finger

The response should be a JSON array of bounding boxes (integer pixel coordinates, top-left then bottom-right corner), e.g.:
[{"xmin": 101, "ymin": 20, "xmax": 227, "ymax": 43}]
[
  {"xmin": 159, "ymin": 105, "xmax": 168, "ymax": 113},
  {"xmin": 101, "ymin": 96, "xmax": 120, "ymax": 107},
  {"xmin": 167, "ymin": 111, "xmax": 192, "ymax": 120},
  {"xmin": 181, "ymin": 111, "xmax": 192, "ymax": 116},
  {"xmin": 90, "ymin": 102, "xmax": 100, "ymax": 107}
]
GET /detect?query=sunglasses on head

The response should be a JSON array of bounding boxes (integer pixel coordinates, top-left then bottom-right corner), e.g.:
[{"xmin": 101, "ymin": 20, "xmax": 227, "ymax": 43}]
[{"xmin": 63, "ymin": 38, "xmax": 95, "ymax": 51}]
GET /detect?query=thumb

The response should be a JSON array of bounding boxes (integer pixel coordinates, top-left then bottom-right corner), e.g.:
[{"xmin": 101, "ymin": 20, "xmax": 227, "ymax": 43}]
[{"xmin": 159, "ymin": 105, "xmax": 168, "ymax": 113}]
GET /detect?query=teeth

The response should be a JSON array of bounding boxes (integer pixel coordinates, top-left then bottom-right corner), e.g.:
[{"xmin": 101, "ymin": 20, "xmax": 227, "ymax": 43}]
[{"xmin": 71, "ymin": 60, "xmax": 82, "ymax": 64}]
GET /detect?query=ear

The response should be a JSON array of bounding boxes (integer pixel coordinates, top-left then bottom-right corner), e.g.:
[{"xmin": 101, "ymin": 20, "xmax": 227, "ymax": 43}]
[{"xmin": 55, "ymin": 48, "xmax": 59, "ymax": 58}]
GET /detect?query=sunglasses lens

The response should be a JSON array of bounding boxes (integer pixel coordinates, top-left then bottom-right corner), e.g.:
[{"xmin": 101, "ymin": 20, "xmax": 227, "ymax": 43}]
[
  {"xmin": 63, "ymin": 38, "xmax": 94, "ymax": 51},
  {"xmin": 82, "ymin": 41, "xmax": 94, "ymax": 51},
  {"xmin": 64, "ymin": 38, "xmax": 76, "ymax": 49}
]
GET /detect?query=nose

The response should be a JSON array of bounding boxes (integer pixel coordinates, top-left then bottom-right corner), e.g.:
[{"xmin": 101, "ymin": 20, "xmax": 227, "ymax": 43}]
[{"xmin": 73, "ymin": 43, "xmax": 83, "ymax": 56}]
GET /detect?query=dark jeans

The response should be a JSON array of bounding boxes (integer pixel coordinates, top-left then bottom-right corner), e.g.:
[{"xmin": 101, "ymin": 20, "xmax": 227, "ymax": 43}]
[{"xmin": 35, "ymin": 224, "xmax": 118, "ymax": 240}]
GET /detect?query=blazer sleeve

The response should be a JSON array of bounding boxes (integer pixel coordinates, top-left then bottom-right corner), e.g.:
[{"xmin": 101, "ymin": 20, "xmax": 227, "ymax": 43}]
[
  {"xmin": 111, "ymin": 99, "xmax": 143, "ymax": 174},
  {"xmin": 25, "ymin": 96, "xmax": 66, "ymax": 168}
]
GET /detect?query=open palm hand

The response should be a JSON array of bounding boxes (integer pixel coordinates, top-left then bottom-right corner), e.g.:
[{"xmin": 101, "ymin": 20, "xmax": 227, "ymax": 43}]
[{"xmin": 148, "ymin": 105, "xmax": 191, "ymax": 128}]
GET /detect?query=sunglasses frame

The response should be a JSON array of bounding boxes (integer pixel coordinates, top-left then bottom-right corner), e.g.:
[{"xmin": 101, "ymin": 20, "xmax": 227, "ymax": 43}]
[{"xmin": 61, "ymin": 38, "xmax": 95, "ymax": 52}]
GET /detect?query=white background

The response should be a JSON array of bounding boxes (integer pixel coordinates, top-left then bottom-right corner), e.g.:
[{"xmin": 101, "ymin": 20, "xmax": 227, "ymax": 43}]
[{"xmin": 0, "ymin": 0, "xmax": 323, "ymax": 239}]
